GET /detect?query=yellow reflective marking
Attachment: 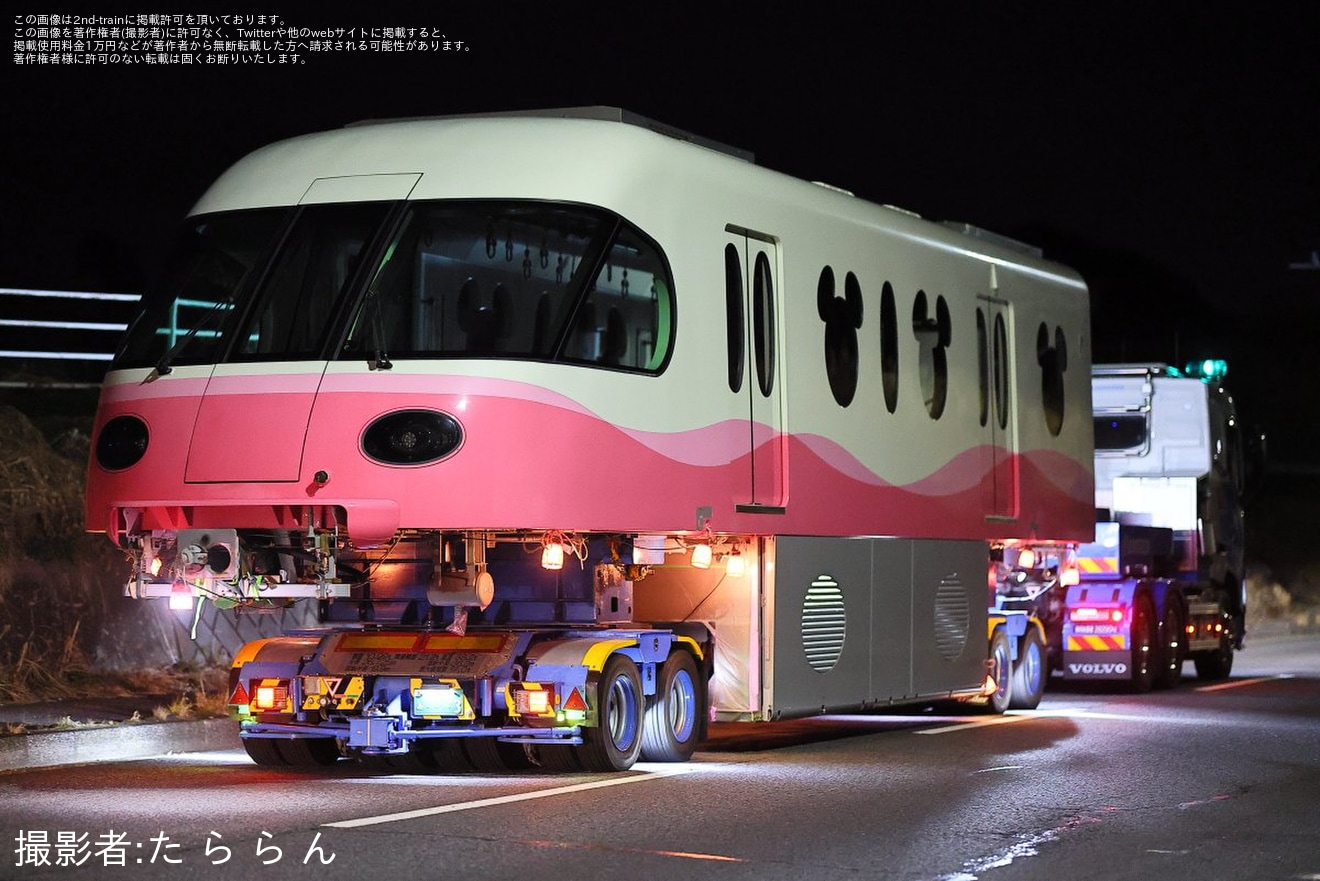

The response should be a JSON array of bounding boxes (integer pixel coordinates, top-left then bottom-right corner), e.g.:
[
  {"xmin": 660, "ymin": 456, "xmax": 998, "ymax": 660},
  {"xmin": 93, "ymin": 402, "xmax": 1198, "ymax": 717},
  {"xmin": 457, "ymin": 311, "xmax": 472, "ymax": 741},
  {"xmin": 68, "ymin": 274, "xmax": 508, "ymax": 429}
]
[
  {"xmin": 420, "ymin": 634, "xmax": 507, "ymax": 652},
  {"xmin": 337, "ymin": 634, "xmax": 419, "ymax": 651}
]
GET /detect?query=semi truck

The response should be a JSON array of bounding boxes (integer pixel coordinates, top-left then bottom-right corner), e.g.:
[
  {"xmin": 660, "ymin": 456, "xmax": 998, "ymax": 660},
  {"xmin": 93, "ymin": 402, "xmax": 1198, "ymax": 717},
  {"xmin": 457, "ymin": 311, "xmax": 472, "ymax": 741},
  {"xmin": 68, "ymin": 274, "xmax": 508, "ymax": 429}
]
[
  {"xmin": 994, "ymin": 360, "xmax": 1250, "ymax": 691},
  {"xmin": 84, "ymin": 109, "xmax": 1095, "ymax": 770}
]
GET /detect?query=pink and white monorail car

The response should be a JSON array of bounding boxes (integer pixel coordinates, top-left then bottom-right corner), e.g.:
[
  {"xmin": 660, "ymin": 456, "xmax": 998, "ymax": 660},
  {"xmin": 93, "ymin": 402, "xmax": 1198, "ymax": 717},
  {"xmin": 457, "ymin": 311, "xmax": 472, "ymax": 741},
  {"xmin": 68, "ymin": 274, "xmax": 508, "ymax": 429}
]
[{"xmin": 84, "ymin": 108, "xmax": 1094, "ymax": 765}]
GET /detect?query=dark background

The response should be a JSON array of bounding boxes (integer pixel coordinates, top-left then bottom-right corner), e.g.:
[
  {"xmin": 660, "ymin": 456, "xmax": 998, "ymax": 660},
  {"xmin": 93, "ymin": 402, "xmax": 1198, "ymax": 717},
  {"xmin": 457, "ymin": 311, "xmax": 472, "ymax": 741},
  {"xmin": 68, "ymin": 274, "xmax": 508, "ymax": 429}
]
[{"xmin": 5, "ymin": 4, "xmax": 1319, "ymax": 465}]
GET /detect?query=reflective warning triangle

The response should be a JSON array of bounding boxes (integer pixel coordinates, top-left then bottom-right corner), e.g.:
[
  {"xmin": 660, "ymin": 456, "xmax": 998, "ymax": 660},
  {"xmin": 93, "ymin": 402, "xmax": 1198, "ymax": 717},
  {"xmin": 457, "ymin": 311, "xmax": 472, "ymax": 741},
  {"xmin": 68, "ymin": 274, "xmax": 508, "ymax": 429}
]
[{"xmin": 563, "ymin": 687, "xmax": 587, "ymax": 712}]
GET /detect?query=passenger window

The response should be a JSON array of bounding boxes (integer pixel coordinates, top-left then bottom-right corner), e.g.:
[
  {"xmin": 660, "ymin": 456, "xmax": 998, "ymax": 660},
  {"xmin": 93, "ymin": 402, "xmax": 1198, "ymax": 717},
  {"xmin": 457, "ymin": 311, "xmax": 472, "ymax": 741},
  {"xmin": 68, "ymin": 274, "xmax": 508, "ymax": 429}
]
[
  {"xmin": 880, "ymin": 282, "xmax": 898, "ymax": 413},
  {"xmin": 976, "ymin": 308, "xmax": 989, "ymax": 427},
  {"xmin": 342, "ymin": 201, "xmax": 674, "ymax": 373},
  {"xmin": 1037, "ymin": 323, "xmax": 1067, "ymax": 436},
  {"xmin": 913, "ymin": 291, "xmax": 950, "ymax": 419},
  {"xmin": 753, "ymin": 250, "xmax": 776, "ymax": 397},
  {"xmin": 725, "ymin": 243, "xmax": 745, "ymax": 393},
  {"xmin": 818, "ymin": 266, "xmax": 863, "ymax": 407}
]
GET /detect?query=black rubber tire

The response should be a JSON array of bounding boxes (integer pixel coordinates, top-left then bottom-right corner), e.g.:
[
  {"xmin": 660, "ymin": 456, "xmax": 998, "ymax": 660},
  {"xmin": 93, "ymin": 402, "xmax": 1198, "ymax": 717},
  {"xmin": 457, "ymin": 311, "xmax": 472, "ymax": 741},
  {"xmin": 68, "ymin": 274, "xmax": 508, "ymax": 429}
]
[
  {"xmin": 381, "ymin": 741, "xmax": 453, "ymax": 774},
  {"xmin": 423, "ymin": 738, "xmax": 475, "ymax": 772},
  {"xmin": 577, "ymin": 655, "xmax": 645, "ymax": 771},
  {"xmin": 535, "ymin": 744, "xmax": 582, "ymax": 772},
  {"xmin": 242, "ymin": 737, "xmax": 289, "ymax": 766},
  {"xmin": 982, "ymin": 628, "xmax": 1013, "ymax": 714},
  {"xmin": 1008, "ymin": 627, "xmax": 1046, "ymax": 710},
  {"xmin": 462, "ymin": 736, "xmax": 535, "ymax": 772},
  {"xmin": 277, "ymin": 737, "xmax": 342, "ymax": 766},
  {"xmin": 1154, "ymin": 599, "xmax": 1186, "ymax": 690},
  {"xmin": 1194, "ymin": 630, "xmax": 1235, "ymax": 680},
  {"xmin": 640, "ymin": 651, "xmax": 704, "ymax": 762},
  {"xmin": 1130, "ymin": 595, "xmax": 1157, "ymax": 693}
]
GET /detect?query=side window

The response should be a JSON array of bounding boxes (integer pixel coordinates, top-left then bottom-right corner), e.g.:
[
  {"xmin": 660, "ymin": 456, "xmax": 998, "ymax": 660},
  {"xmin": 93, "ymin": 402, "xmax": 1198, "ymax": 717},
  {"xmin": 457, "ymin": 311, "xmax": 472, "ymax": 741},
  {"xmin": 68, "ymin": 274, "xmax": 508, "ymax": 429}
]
[
  {"xmin": 913, "ymin": 291, "xmax": 950, "ymax": 419},
  {"xmin": 724, "ymin": 243, "xmax": 744, "ymax": 393},
  {"xmin": 752, "ymin": 250, "xmax": 776, "ymax": 397},
  {"xmin": 993, "ymin": 313, "xmax": 1009, "ymax": 431},
  {"xmin": 976, "ymin": 308, "xmax": 989, "ymax": 427},
  {"xmin": 568, "ymin": 224, "xmax": 674, "ymax": 370},
  {"xmin": 1037, "ymin": 323, "xmax": 1067, "ymax": 436},
  {"xmin": 343, "ymin": 202, "xmax": 674, "ymax": 374},
  {"xmin": 880, "ymin": 281, "xmax": 899, "ymax": 413},
  {"xmin": 818, "ymin": 266, "xmax": 863, "ymax": 407}
]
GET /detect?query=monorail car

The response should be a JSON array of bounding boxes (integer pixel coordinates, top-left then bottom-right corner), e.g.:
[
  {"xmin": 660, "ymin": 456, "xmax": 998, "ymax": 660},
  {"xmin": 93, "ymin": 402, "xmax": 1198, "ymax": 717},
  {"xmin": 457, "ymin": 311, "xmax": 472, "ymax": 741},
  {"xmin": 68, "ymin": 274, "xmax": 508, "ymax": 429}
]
[{"xmin": 86, "ymin": 108, "xmax": 1093, "ymax": 769}]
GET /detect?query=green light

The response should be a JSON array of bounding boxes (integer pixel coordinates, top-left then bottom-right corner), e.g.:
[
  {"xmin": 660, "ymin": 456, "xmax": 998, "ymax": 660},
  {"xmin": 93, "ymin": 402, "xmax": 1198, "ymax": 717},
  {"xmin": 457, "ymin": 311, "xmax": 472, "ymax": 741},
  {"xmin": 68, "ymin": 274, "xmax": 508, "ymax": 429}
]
[{"xmin": 1184, "ymin": 359, "xmax": 1228, "ymax": 381}]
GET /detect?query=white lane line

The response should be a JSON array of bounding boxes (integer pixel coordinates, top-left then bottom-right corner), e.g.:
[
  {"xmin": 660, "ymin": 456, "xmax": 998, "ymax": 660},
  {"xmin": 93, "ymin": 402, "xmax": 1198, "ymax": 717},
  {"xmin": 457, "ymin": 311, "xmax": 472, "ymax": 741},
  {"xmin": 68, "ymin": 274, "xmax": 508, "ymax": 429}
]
[
  {"xmin": 1195, "ymin": 674, "xmax": 1291, "ymax": 692},
  {"xmin": 972, "ymin": 765, "xmax": 1025, "ymax": 774},
  {"xmin": 324, "ymin": 766, "xmax": 697, "ymax": 829},
  {"xmin": 915, "ymin": 714, "xmax": 1034, "ymax": 735}
]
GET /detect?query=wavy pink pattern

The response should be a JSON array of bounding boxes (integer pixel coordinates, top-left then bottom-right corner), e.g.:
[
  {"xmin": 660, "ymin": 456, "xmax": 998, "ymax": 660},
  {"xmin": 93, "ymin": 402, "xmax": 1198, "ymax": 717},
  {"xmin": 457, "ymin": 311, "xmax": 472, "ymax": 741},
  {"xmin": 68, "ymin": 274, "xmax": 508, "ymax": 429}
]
[{"xmin": 87, "ymin": 376, "xmax": 1095, "ymax": 545}]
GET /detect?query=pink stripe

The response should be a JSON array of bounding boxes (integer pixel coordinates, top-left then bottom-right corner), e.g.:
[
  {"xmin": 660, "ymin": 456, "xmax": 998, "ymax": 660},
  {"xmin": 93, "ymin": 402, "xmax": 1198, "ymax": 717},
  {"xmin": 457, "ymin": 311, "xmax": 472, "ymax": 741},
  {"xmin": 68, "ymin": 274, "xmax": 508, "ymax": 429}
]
[{"xmin": 88, "ymin": 380, "xmax": 1094, "ymax": 544}]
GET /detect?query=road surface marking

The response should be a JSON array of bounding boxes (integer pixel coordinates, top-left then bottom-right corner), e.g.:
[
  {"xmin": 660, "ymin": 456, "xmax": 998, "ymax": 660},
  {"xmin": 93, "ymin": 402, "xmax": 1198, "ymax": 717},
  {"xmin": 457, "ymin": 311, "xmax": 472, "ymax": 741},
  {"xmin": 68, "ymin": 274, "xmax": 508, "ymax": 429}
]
[
  {"xmin": 972, "ymin": 765, "xmax": 1025, "ymax": 774},
  {"xmin": 915, "ymin": 714, "xmax": 1034, "ymax": 735},
  {"xmin": 1195, "ymin": 674, "xmax": 1291, "ymax": 692},
  {"xmin": 323, "ymin": 766, "xmax": 697, "ymax": 828},
  {"xmin": 520, "ymin": 838, "xmax": 744, "ymax": 862}
]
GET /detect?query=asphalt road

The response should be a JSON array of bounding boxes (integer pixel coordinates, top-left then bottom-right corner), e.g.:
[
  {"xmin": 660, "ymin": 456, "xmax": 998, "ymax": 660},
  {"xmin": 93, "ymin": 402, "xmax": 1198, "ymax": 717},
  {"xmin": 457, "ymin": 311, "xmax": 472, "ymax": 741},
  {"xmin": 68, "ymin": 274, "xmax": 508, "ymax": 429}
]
[{"xmin": 3, "ymin": 635, "xmax": 1318, "ymax": 881}]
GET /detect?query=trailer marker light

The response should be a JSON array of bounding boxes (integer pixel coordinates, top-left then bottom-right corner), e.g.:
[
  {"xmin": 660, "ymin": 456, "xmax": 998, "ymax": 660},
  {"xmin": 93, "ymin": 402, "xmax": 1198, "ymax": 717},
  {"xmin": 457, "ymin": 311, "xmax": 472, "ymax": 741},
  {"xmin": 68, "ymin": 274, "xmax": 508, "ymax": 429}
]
[
  {"xmin": 511, "ymin": 684, "xmax": 556, "ymax": 716},
  {"xmin": 412, "ymin": 684, "xmax": 467, "ymax": 718},
  {"xmin": 252, "ymin": 682, "xmax": 290, "ymax": 712}
]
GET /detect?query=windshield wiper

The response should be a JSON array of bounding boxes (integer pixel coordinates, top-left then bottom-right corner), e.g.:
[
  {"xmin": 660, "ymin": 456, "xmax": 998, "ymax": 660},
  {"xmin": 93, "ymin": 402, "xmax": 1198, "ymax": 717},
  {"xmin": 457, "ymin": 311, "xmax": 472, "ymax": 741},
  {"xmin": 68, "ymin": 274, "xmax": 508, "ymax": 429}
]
[
  {"xmin": 365, "ymin": 288, "xmax": 392, "ymax": 371},
  {"xmin": 145, "ymin": 295, "xmax": 235, "ymax": 382}
]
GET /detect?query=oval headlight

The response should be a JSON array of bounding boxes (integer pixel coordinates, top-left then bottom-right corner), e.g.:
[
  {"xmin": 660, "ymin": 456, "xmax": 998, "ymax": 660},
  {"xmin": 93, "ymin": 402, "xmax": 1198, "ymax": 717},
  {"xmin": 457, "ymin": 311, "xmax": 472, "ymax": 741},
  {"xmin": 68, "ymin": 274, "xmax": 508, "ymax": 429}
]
[
  {"xmin": 361, "ymin": 409, "xmax": 463, "ymax": 465},
  {"xmin": 95, "ymin": 415, "xmax": 150, "ymax": 470}
]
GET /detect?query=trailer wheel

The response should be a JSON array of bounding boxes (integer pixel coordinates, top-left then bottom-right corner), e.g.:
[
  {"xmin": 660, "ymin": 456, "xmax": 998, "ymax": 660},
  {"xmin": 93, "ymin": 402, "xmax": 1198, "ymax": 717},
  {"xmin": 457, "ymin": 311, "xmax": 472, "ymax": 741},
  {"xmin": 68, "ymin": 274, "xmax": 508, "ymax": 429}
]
[
  {"xmin": 1193, "ymin": 631, "xmax": 1234, "ymax": 680},
  {"xmin": 577, "ymin": 655, "xmax": 645, "ymax": 771},
  {"xmin": 277, "ymin": 736, "xmax": 342, "ymax": 766},
  {"xmin": 463, "ymin": 736, "xmax": 535, "ymax": 772},
  {"xmin": 242, "ymin": 737, "xmax": 289, "ymax": 766},
  {"xmin": 641, "ymin": 650, "xmax": 704, "ymax": 762},
  {"xmin": 1154, "ymin": 600, "xmax": 1186, "ymax": 690},
  {"xmin": 1008, "ymin": 627, "xmax": 1045, "ymax": 710},
  {"xmin": 535, "ymin": 743, "xmax": 582, "ymax": 772},
  {"xmin": 1130, "ymin": 595, "xmax": 1157, "ymax": 693},
  {"xmin": 982, "ymin": 628, "xmax": 1013, "ymax": 714}
]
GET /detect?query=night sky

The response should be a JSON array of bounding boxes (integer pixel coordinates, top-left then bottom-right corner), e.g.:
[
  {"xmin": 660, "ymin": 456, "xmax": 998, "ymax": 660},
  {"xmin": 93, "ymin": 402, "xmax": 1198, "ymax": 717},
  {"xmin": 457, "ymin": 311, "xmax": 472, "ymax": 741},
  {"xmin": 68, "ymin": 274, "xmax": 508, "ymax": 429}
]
[{"xmin": 6, "ymin": 5, "xmax": 1319, "ymax": 463}]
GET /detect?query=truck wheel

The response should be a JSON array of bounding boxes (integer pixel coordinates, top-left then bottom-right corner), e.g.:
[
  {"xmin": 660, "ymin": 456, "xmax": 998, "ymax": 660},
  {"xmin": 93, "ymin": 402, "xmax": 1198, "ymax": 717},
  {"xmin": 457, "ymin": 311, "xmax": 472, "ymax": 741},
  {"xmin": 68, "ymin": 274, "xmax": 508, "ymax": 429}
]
[
  {"xmin": 1008, "ymin": 627, "xmax": 1045, "ymax": 710},
  {"xmin": 577, "ymin": 655, "xmax": 645, "ymax": 771},
  {"xmin": 1154, "ymin": 601, "xmax": 1186, "ymax": 690},
  {"xmin": 1193, "ymin": 631, "xmax": 1234, "ymax": 680},
  {"xmin": 277, "ymin": 737, "xmax": 342, "ymax": 766},
  {"xmin": 242, "ymin": 737, "xmax": 289, "ymax": 766},
  {"xmin": 641, "ymin": 651, "xmax": 704, "ymax": 762},
  {"xmin": 1130, "ymin": 595, "xmax": 1157, "ymax": 693},
  {"xmin": 982, "ymin": 628, "xmax": 1013, "ymax": 714}
]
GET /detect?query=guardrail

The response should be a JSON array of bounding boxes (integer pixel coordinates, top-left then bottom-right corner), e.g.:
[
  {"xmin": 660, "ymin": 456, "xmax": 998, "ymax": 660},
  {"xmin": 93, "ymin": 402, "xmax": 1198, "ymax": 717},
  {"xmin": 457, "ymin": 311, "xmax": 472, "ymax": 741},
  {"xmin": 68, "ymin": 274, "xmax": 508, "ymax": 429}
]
[{"xmin": 0, "ymin": 287, "xmax": 140, "ymax": 386}]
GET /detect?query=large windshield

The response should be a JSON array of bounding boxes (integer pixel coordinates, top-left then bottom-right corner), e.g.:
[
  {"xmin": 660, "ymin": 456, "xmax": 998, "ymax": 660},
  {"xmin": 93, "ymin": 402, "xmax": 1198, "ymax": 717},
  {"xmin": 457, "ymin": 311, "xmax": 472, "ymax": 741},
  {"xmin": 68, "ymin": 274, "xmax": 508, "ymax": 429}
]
[
  {"xmin": 341, "ymin": 201, "xmax": 673, "ymax": 371},
  {"xmin": 112, "ymin": 200, "xmax": 674, "ymax": 374},
  {"xmin": 114, "ymin": 208, "xmax": 290, "ymax": 369}
]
